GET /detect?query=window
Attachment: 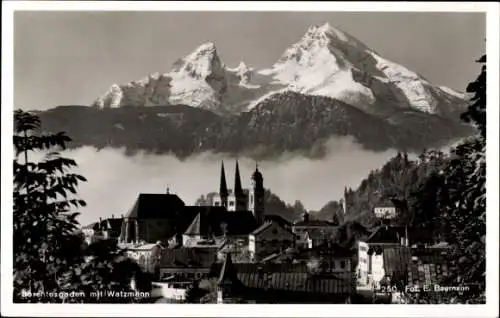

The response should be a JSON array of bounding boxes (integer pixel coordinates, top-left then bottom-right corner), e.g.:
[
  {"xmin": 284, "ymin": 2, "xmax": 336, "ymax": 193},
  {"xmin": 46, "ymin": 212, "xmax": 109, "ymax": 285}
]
[
  {"xmin": 360, "ymin": 246, "xmax": 368, "ymax": 252},
  {"xmin": 214, "ymin": 201, "xmax": 220, "ymax": 206},
  {"xmin": 340, "ymin": 260, "xmax": 346, "ymax": 269},
  {"xmin": 229, "ymin": 201, "xmax": 235, "ymax": 207}
]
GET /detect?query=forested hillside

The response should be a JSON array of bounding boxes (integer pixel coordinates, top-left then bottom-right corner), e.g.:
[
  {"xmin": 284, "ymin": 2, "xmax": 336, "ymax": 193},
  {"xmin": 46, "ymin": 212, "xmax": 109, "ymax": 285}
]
[{"xmin": 316, "ymin": 54, "xmax": 487, "ymax": 303}]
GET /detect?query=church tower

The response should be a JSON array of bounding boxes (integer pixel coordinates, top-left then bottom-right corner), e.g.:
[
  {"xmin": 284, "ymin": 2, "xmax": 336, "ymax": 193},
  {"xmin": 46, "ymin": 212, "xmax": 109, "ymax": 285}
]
[
  {"xmin": 228, "ymin": 160, "xmax": 247, "ymax": 211},
  {"xmin": 219, "ymin": 161, "xmax": 229, "ymax": 208},
  {"xmin": 249, "ymin": 162, "xmax": 265, "ymax": 226}
]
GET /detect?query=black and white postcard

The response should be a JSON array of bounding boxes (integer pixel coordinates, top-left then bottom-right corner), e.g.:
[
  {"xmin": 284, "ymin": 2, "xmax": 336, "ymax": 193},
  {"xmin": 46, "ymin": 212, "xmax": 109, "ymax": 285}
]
[{"xmin": 1, "ymin": 1, "xmax": 499, "ymax": 317}]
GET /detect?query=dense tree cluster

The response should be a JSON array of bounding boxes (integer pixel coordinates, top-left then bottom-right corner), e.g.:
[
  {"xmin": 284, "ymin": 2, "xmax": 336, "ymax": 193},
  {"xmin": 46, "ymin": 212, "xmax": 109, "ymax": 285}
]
[
  {"xmin": 13, "ymin": 110, "xmax": 150, "ymax": 303},
  {"xmin": 318, "ymin": 55, "xmax": 487, "ymax": 303},
  {"xmin": 36, "ymin": 89, "xmax": 472, "ymax": 160}
]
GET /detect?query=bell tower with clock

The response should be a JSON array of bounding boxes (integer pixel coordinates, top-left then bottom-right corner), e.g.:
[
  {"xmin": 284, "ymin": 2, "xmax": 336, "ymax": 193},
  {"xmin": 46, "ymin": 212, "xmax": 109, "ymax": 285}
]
[{"xmin": 249, "ymin": 162, "xmax": 265, "ymax": 226}]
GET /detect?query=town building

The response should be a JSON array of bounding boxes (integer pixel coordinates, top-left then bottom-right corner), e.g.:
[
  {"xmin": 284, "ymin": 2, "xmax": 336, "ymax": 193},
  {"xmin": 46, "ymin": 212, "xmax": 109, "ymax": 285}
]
[
  {"xmin": 118, "ymin": 160, "xmax": 266, "ymax": 248},
  {"xmin": 368, "ymin": 246, "xmax": 452, "ymax": 304},
  {"xmin": 293, "ymin": 212, "xmax": 338, "ymax": 248},
  {"xmin": 213, "ymin": 253, "xmax": 354, "ymax": 304},
  {"xmin": 122, "ymin": 242, "xmax": 160, "ymax": 273},
  {"xmin": 82, "ymin": 222, "xmax": 100, "ymax": 245},
  {"xmin": 248, "ymin": 220, "xmax": 296, "ymax": 262},
  {"xmin": 158, "ymin": 247, "xmax": 219, "ymax": 281},
  {"xmin": 119, "ymin": 191, "xmax": 194, "ymax": 245},
  {"xmin": 356, "ymin": 225, "xmax": 404, "ymax": 286},
  {"xmin": 82, "ymin": 215, "xmax": 123, "ymax": 245}
]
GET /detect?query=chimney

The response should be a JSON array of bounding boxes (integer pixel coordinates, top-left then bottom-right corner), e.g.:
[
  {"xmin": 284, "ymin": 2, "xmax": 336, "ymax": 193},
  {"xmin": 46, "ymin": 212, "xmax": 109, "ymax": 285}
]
[{"xmin": 112, "ymin": 214, "xmax": 115, "ymax": 219}]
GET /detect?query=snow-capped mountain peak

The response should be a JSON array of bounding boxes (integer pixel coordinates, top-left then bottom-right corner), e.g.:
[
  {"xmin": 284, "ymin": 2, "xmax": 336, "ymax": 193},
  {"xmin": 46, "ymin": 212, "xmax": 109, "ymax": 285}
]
[
  {"xmin": 255, "ymin": 23, "xmax": 467, "ymax": 116},
  {"xmin": 93, "ymin": 42, "xmax": 229, "ymax": 110},
  {"xmin": 93, "ymin": 23, "xmax": 467, "ymax": 118},
  {"xmin": 307, "ymin": 23, "xmax": 348, "ymax": 43},
  {"xmin": 175, "ymin": 42, "xmax": 224, "ymax": 79}
]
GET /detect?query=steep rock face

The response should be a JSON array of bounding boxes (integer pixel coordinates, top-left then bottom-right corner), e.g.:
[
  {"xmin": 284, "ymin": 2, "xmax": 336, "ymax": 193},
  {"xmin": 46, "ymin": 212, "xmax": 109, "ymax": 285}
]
[
  {"xmin": 258, "ymin": 23, "xmax": 467, "ymax": 118},
  {"xmin": 51, "ymin": 22, "xmax": 475, "ymax": 159},
  {"xmin": 92, "ymin": 23, "xmax": 468, "ymax": 119},
  {"xmin": 93, "ymin": 43, "xmax": 229, "ymax": 112}
]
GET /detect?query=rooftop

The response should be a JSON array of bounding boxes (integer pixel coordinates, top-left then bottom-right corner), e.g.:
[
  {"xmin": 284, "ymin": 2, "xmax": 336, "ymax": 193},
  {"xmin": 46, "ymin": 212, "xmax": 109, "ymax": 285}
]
[
  {"xmin": 293, "ymin": 219, "xmax": 335, "ymax": 227},
  {"xmin": 366, "ymin": 226, "xmax": 401, "ymax": 244},
  {"xmin": 160, "ymin": 247, "xmax": 219, "ymax": 269},
  {"xmin": 126, "ymin": 193, "xmax": 186, "ymax": 219},
  {"xmin": 211, "ymin": 258, "xmax": 352, "ymax": 295}
]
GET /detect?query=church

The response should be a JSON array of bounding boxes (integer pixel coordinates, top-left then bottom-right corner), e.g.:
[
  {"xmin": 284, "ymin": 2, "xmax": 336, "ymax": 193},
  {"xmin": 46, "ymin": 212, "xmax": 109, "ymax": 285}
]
[{"xmin": 118, "ymin": 160, "xmax": 266, "ymax": 247}]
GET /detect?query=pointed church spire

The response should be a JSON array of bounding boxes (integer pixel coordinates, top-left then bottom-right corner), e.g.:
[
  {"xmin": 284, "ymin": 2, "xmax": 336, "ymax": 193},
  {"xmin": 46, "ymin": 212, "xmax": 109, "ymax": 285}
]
[
  {"xmin": 234, "ymin": 160, "xmax": 243, "ymax": 196},
  {"xmin": 220, "ymin": 161, "xmax": 228, "ymax": 197}
]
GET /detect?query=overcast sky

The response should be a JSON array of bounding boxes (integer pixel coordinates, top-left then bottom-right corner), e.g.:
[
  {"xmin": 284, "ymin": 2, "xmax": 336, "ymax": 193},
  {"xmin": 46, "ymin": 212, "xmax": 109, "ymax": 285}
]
[{"xmin": 14, "ymin": 11, "xmax": 485, "ymax": 111}]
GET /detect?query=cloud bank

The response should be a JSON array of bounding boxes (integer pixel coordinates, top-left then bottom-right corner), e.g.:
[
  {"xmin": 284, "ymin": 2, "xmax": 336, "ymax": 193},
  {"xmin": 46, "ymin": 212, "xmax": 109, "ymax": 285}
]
[{"xmin": 56, "ymin": 136, "xmax": 400, "ymax": 226}]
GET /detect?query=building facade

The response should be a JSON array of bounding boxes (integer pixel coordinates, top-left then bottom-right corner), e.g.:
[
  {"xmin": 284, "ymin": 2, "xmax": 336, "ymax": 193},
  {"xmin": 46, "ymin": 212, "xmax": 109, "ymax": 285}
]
[{"xmin": 248, "ymin": 220, "xmax": 295, "ymax": 262}]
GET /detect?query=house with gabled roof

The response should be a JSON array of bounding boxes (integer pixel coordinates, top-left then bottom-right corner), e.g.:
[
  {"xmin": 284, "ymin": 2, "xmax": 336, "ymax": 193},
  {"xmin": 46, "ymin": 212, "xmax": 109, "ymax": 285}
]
[
  {"xmin": 212, "ymin": 252, "xmax": 353, "ymax": 303},
  {"xmin": 82, "ymin": 221, "xmax": 100, "ymax": 245},
  {"xmin": 292, "ymin": 212, "xmax": 337, "ymax": 248},
  {"xmin": 248, "ymin": 220, "xmax": 295, "ymax": 262},
  {"xmin": 82, "ymin": 215, "xmax": 124, "ymax": 245},
  {"xmin": 99, "ymin": 216, "xmax": 124, "ymax": 240},
  {"xmin": 158, "ymin": 247, "xmax": 219, "ymax": 281},
  {"xmin": 356, "ymin": 225, "xmax": 407, "ymax": 286}
]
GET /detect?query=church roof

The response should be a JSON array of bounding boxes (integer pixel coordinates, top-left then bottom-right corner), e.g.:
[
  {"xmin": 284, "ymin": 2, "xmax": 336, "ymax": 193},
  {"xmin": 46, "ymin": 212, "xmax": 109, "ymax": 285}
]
[
  {"xmin": 183, "ymin": 207, "xmax": 257, "ymax": 237},
  {"xmin": 223, "ymin": 211, "xmax": 257, "ymax": 235},
  {"xmin": 126, "ymin": 193, "xmax": 186, "ymax": 219}
]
